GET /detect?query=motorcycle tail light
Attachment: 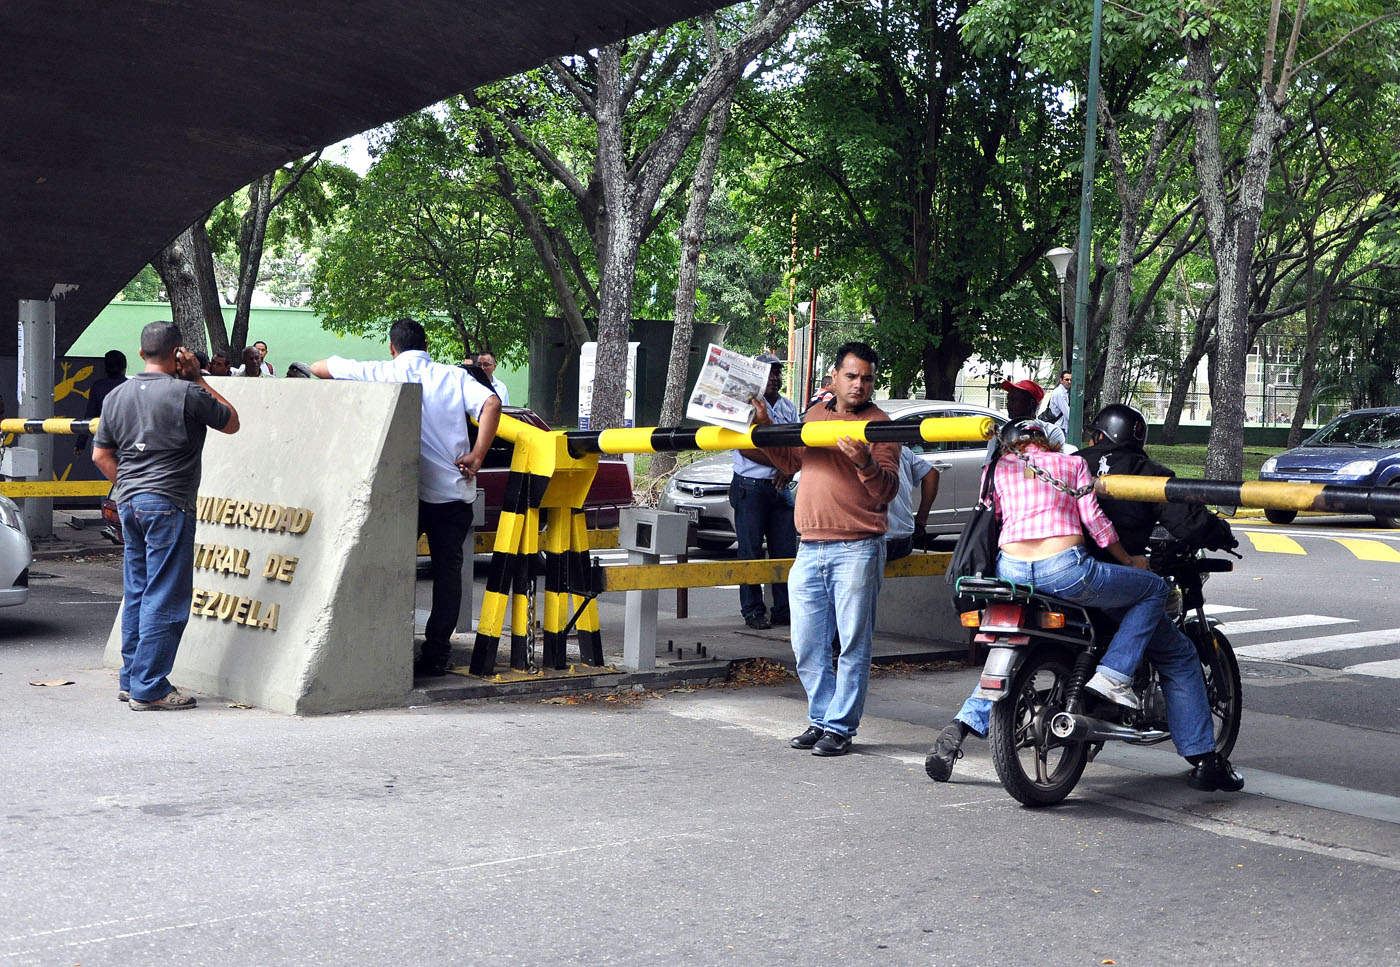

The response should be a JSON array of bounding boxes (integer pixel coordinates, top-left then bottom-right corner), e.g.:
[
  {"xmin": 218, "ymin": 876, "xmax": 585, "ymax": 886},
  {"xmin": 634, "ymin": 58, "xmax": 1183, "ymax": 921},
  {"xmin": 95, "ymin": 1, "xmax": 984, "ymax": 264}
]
[
  {"xmin": 983, "ymin": 604, "xmax": 1025, "ymax": 629},
  {"xmin": 960, "ymin": 611, "xmax": 981, "ymax": 627},
  {"xmin": 979, "ymin": 675, "xmax": 1008, "ymax": 691},
  {"xmin": 1038, "ymin": 611, "xmax": 1066, "ymax": 629}
]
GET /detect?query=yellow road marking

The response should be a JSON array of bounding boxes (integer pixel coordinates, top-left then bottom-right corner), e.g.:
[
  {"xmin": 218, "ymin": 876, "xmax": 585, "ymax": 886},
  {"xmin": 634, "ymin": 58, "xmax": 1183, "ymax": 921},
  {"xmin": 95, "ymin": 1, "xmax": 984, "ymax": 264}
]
[
  {"xmin": 1332, "ymin": 538, "xmax": 1400, "ymax": 563},
  {"xmin": 1243, "ymin": 531, "xmax": 1306, "ymax": 555}
]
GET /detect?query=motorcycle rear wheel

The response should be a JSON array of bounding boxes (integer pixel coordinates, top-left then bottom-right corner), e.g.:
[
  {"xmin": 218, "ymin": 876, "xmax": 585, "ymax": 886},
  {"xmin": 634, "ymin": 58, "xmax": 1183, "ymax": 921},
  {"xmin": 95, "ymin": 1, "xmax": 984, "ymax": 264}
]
[
  {"xmin": 989, "ymin": 647, "xmax": 1089, "ymax": 807},
  {"xmin": 1190, "ymin": 626, "xmax": 1243, "ymax": 758}
]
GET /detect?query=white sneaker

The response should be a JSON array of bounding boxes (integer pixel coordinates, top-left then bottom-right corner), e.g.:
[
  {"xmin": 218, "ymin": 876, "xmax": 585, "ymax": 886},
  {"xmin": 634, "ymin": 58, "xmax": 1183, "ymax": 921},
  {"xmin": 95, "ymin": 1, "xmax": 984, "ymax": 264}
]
[{"xmin": 1084, "ymin": 671, "xmax": 1140, "ymax": 710}]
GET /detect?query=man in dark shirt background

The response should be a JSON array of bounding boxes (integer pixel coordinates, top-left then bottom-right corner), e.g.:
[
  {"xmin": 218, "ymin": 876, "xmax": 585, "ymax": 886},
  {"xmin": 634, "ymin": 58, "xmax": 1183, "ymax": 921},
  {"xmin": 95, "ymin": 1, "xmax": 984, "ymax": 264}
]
[
  {"xmin": 72, "ymin": 350, "xmax": 127, "ymax": 457},
  {"xmin": 93, "ymin": 322, "xmax": 239, "ymax": 711}
]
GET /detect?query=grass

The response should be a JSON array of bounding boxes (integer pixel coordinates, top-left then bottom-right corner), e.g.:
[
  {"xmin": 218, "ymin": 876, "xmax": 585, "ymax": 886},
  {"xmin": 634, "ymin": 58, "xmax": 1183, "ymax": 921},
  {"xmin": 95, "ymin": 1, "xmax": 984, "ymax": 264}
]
[{"xmin": 1145, "ymin": 444, "xmax": 1274, "ymax": 481}]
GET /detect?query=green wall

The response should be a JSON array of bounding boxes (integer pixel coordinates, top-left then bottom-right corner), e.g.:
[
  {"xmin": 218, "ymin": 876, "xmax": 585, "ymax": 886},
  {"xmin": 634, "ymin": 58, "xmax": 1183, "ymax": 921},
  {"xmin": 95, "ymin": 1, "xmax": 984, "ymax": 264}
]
[{"xmin": 69, "ymin": 302, "xmax": 528, "ymax": 405}]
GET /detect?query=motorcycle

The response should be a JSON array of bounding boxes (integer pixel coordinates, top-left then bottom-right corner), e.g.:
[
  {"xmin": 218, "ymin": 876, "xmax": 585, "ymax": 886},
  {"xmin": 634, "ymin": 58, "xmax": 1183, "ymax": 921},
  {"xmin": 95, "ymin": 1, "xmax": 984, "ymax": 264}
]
[{"xmin": 953, "ymin": 531, "xmax": 1242, "ymax": 807}]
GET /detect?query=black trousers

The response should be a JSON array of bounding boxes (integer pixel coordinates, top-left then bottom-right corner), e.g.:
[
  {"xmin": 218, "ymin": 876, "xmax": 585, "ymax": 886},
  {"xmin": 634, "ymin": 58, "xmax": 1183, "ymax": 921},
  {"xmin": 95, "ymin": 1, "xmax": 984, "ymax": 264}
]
[{"xmin": 417, "ymin": 498, "xmax": 474, "ymax": 663}]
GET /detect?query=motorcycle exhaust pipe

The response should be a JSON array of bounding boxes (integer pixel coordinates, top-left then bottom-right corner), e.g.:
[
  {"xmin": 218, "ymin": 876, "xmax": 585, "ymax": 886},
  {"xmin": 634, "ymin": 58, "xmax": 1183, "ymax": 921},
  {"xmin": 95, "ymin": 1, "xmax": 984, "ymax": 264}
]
[{"xmin": 1049, "ymin": 712, "xmax": 1169, "ymax": 744}]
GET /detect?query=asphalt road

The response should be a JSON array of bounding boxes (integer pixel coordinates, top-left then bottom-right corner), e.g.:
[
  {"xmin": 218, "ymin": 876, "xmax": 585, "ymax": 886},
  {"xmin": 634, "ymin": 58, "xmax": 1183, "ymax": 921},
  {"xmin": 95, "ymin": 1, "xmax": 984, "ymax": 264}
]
[{"xmin": 3, "ymin": 518, "xmax": 1399, "ymax": 965}]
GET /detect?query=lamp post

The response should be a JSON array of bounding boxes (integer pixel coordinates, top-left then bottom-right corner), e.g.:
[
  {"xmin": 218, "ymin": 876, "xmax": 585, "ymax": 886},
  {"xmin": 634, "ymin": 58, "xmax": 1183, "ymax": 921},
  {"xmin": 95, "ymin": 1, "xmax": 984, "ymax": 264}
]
[
  {"xmin": 1067, "ymin": 0, "xmax": 1106, "ymax": 444},
  {"xmin": 1043, "ymin": 246, "xmax": 1074, "ymax": 373}
]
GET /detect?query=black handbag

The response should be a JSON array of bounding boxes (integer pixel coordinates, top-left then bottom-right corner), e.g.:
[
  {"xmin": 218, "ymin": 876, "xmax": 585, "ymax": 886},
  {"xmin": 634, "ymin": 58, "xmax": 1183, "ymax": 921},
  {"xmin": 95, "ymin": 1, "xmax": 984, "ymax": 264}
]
[{"xmin": 946, "ymin": 449, "xmax": 1002, "ymax": 603}]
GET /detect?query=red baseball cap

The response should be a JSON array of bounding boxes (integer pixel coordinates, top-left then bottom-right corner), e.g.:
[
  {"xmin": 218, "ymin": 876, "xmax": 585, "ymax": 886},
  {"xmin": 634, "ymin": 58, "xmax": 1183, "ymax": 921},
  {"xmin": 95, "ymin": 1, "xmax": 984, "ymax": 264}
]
[{"xmin": 999, "ymin": 378, "xmax": 1045, "ymax": 405}]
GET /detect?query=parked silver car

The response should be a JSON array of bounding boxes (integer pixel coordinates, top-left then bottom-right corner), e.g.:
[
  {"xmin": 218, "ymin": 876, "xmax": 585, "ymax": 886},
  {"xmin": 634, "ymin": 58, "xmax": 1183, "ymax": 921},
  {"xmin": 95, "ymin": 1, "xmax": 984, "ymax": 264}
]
[
  {"xmin": 0, "ymin": 494, "xmax": 33, "ymax": 607},
  {"xmin": 659, "ymin": 399, "xmax": 1005, "ymax": 551}
]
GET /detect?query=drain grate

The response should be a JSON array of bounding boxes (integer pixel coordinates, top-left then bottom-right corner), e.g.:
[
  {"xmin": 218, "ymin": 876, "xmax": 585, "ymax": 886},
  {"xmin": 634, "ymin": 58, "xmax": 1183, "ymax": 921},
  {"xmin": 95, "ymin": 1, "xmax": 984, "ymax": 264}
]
[{"xmin": 1238, "ymin": 659, "xmax": 1312, "ymax": 681}]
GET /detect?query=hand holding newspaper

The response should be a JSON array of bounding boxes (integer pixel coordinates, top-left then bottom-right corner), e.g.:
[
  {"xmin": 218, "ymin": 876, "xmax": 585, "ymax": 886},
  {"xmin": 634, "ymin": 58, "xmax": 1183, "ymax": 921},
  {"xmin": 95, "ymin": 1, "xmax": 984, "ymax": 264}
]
[{"xmin": 685, "ymin": 344, "xmax": 773, "ymax": 433}]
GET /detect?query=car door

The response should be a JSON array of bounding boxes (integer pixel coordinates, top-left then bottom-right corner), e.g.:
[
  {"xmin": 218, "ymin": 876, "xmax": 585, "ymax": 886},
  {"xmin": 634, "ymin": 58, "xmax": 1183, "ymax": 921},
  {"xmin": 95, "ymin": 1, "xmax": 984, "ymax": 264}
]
[{"xmin": 896, "ymin": 408, "xmax": 962, "ymax": 532}]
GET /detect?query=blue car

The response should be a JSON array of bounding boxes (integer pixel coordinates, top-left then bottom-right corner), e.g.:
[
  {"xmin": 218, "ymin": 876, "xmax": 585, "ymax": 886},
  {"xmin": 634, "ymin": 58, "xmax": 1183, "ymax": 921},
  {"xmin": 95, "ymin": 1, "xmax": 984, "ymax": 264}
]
[{"xmin": 1258, "ymin": 407, "xmax": 1400, "ymax": 526}]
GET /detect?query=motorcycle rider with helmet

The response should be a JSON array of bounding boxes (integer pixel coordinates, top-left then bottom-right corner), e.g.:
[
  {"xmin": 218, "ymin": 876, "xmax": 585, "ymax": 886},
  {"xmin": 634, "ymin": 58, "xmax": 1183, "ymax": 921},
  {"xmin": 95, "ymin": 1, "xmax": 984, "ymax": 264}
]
[{"xmin": 925, "ymin": 407, "xmax": 1245, "ymax": 793}]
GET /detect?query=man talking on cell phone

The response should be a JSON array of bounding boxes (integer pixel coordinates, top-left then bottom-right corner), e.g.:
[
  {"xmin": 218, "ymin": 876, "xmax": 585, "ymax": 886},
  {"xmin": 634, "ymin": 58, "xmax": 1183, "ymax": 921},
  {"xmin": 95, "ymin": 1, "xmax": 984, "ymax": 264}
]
[{"xmin": 92, "ymin": 321, "xmax": 240, "ymax": 711}]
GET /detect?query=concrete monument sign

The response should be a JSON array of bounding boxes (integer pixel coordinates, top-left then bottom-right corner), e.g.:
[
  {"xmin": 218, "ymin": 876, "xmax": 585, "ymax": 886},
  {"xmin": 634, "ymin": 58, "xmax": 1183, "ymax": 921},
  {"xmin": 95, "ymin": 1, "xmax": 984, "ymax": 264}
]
[{"xmin": 103, "ymin": 377, "xmax": 421, "ymax": 714}]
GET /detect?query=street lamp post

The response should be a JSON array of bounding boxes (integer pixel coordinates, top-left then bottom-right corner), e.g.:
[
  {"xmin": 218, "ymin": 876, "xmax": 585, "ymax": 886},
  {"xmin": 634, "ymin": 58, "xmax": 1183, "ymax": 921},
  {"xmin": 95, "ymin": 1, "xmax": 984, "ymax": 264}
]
[{"xmin": 1043, "ymin": 246, "xmax": 1074, "ymax": 373}]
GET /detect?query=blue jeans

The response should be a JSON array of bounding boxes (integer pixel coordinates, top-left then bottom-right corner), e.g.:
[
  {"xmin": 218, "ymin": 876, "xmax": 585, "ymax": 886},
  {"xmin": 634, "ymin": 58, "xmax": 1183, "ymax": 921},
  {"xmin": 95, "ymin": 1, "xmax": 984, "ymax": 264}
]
[
  {"xmin": 729, "ymin": 474, "xmax": 797, "ymax": 621},
  {"xmin": 789, "ymin": 536, "xmax": 885, "ymax": 737},
  {"xmin": 119, "ymin": 494, "xmax": 196, "ymax": 702},
  {"xmin": 954, "ymin": 545, "xmax": 1214, "ymax": 756}
]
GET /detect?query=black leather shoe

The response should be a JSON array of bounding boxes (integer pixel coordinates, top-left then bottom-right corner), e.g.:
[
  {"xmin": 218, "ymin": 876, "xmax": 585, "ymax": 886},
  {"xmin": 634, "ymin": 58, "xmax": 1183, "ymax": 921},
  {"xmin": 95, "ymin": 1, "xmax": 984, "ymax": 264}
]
[
  {"xmin": 1187, "ymin": 752, "xmax": 1245, "ymax": 792},
  {"xmin": 924, "ymin": 723, "xmax": 965, "ymax": 782},
  {"xmin": 812, "ymin": 731, "xmax": 852, "ymax": 757},
  {"xmin": 790, "ymin": 725, "xmax": 824, "ymax": 749},
  {"xmin": 744, "ymin": 614, "xmax": 772, "ymax": 630},
  {"xmin": 413, "ymin": 659, "xmax": 449, "ymax": 678}
]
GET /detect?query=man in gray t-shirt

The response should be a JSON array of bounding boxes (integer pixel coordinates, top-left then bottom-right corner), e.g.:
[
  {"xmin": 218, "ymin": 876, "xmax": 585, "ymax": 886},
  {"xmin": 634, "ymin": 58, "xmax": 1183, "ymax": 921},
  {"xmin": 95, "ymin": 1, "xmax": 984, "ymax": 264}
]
[{"xmin": 93, "ymin": 322, "xmax": 239, "ymax": 711}]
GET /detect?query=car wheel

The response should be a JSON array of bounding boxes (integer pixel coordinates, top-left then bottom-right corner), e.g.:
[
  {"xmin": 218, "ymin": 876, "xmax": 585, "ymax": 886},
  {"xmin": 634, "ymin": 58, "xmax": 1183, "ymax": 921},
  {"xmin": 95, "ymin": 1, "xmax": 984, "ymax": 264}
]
[
  {"xmin": 1264, "ymin": 508, "xmax": 1296, "ymax": 525},
  {"xmin": 1374, "ymin": 482, "xmax": 1400, "ymax": 528}
]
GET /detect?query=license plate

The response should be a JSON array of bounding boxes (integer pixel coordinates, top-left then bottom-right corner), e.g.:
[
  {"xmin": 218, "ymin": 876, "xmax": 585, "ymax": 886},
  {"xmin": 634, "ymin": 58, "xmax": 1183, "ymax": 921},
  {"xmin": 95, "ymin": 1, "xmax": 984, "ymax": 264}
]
[{"xmin": 679, "ymin": 505, "xmax": 700, "ymax": 524}]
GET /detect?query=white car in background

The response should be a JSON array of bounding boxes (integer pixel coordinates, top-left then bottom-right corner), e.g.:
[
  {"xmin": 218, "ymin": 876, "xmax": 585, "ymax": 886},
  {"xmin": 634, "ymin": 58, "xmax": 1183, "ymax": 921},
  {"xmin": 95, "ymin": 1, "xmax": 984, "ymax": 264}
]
[
  {"xmin": 659, "ymin": 399, "xmax": 1006, "ymax": 551},
  {"xmin": 0, "ymin": 495, "xmax": 32, "ymax": 606}
]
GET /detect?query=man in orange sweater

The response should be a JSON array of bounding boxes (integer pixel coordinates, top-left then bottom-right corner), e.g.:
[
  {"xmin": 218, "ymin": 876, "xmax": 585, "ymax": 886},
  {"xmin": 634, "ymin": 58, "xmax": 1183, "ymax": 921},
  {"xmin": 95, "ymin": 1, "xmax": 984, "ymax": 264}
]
[{"xmin": 752, "ymin": 341, "xmax": 900, "ymax": 756}]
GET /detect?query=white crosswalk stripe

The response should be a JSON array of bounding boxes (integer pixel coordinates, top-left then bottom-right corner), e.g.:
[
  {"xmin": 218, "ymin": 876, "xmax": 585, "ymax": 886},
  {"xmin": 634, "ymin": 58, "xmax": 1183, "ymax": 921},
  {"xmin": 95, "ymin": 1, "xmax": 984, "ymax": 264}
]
[
  {"xmin": 1340, "ymin": 659, "xmax": 1400, "ymax": 679},
  {"xmin": 1234, "ymin": 628, "xmax": 1400, "ymax": 663},
  {"xmin": 1202, "ymin": 604, "xmax": 1254, "ymax": 616},
  {"xmin": 1217, "ymin": 614, "xmax": 1355, "ymax": 635}
]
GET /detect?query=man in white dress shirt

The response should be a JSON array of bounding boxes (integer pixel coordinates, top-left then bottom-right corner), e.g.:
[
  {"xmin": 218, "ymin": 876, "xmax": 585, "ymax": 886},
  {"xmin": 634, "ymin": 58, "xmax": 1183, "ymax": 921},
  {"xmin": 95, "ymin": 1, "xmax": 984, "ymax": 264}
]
[
  {"xmin": 312, "ymin": 318, "xmax": 502, "ymax": 677},
  {"xmin": 476, "ymin": 351, "xmax": 510, "ymax": 406}
]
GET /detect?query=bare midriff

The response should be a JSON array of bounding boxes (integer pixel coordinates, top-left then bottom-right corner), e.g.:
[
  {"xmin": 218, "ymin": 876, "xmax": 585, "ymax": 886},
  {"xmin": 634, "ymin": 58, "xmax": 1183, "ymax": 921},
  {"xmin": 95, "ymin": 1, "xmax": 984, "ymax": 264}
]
[{"xmin": 1000, "ymin": 534, "xmax": 1083, "ymax": 561}]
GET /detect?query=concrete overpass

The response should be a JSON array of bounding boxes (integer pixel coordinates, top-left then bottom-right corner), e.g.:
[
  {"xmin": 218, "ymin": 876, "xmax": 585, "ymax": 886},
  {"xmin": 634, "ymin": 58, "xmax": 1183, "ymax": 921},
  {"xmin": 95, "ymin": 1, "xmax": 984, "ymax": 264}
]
[
  {"xmin": 0, "ymin": 0, "xmax": 721, "ymax": 357},
  {"xmin": 0, "ymin": 0, "xmax": 725, "ymax": 534}
]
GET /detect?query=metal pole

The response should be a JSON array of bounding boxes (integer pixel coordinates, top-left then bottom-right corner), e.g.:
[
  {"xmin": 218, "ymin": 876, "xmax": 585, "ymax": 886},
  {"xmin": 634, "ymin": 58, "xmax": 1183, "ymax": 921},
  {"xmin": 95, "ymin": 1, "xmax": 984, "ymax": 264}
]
[
  {"xmin": 17, "ymin": 299, "xmax": 55, "ymax": 538},
  {"xmin": 1069, "ymin": 0, "xmax": 1105, "ymax": 445}
]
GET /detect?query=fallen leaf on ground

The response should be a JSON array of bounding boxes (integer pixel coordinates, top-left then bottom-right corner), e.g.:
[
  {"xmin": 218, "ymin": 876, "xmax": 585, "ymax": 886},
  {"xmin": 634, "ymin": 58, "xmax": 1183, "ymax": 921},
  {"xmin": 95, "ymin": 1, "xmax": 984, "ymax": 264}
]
[
  {"xmin": 29, "ymin": 680, "xmax": 74, "ymax": 687},
  {"xmin": 227, "ymin": 703, "xmax": 252, "ymax": 709}
]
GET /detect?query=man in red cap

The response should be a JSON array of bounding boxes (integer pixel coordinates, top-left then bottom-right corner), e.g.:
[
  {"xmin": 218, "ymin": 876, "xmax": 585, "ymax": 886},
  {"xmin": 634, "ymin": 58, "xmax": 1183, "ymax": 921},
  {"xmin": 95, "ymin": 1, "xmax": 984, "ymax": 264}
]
[{"xmin": 991, "ymin": 378, "xmax": 1067, "ymax": 459}]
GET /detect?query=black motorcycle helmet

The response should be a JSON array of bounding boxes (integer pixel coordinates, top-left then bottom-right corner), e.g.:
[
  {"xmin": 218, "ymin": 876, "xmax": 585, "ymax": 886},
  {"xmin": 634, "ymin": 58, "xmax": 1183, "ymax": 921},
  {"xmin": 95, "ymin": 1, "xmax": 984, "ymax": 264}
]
[
  {"xmin": 998, "ymin": 418, "xmax": 1049, "ymax": 450},
  {"xmin": 1092, "ymin": 403, "xmax": 1149, "ymax": 449}
]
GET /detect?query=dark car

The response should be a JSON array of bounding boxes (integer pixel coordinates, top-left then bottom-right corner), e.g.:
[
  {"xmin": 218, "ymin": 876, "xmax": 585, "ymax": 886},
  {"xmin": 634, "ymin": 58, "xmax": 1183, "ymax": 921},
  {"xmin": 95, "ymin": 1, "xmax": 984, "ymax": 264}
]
[
  {"xmin": 1258, "ymin": 406, "xmax": 1400, "ymax": 526},
  {"xmin": 477, "ymin": 407, "xmax": 633, "ymax": 530}
]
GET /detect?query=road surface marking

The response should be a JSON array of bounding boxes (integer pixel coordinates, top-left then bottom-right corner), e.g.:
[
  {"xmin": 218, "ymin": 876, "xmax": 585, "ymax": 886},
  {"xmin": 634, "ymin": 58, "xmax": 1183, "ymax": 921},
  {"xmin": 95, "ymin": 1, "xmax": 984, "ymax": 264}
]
[
  {"xmin": 1202, "ymin": 604, "xmax": 1253, "ymax": 616},
  {"xmin": 1340, "ymin": 658, "xmax": 1400, "ymax": 679},
  {"xmin": 1331, "ymin": 537, "xmax": 1400, "ymax": 563},
  {"xmin": 1218, "ymin": 614, "xmax": 1355, "ymax": 635},
  {"xmin": 1234, "ymin": 627, "xmax": 1400, "ymax": 661},
  {"xmin": 1241, "ymin": 531, "xmax": 1306, "ymax": 554}
]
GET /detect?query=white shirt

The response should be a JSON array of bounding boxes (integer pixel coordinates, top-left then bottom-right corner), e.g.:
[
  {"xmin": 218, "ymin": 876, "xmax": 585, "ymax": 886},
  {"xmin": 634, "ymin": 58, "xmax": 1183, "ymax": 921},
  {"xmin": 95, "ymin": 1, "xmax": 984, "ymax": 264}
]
[
  {"xmin": 327, "ymin": 350, "xmax": 498, "ymax": 504},
  {"xmin": 732, "ymin": 394, "xmax": 798, "ymax": 479},
  {"xmin": 489, "ymin": 377, "xmax": 509, "ymax": 406},
  {"xmin": 887, "ymin": 447, "xmax": 934, "ymax": 539},
  {"xmin": 1045, "ymin": 383, "xmax": 1071, "ymax": 435}
]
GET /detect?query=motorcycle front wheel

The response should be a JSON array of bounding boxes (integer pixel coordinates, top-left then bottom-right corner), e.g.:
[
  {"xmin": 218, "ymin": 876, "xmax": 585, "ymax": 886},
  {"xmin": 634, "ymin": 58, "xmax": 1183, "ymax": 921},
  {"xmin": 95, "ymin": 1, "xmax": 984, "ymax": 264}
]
[
  {"xmin": 989, "ymin": 647, "xmax": 1089, "ymax": 807},
  {"xmin": 1189, "ymin": 625, "xmax": 1243, "ymax": 758}
]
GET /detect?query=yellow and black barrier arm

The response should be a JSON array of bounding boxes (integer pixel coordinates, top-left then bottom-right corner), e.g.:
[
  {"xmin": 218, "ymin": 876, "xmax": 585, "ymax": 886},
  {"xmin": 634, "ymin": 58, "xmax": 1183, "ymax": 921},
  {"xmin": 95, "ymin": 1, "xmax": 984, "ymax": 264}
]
[
  {"xmin": 564, "ymin": 415, "xmax": 994, "ymax": 456},
  {"xmin": 1096, "ymin": 475, "xmax": 1400, "ymax": 518},
  {"xmin": 1, "ymin": 417, "xmax": 99, "ymax": 435}
]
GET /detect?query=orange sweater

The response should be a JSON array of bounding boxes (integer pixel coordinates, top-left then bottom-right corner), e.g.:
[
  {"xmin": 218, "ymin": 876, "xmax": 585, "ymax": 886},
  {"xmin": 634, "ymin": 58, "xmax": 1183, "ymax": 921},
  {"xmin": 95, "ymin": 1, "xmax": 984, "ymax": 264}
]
[{"xmin": 763, "ymin": 402, "xmax": 901, "ymax": 541}]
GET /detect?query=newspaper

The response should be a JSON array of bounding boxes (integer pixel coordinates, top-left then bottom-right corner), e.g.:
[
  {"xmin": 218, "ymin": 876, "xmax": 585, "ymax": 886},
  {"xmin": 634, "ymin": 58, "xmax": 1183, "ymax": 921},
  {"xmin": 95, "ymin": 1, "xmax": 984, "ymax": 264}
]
[{"xmin": 685, "ymin": 344, "xmax": 773, "ymax": 432}]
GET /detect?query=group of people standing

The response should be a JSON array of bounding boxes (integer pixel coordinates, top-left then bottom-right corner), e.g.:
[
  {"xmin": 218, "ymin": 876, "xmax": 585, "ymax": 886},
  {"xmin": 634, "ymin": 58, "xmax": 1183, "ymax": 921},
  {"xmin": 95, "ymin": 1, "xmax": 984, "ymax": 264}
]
[{"xmin": 97, "ymin": 318, "xmax": 505, "ymax": 709}]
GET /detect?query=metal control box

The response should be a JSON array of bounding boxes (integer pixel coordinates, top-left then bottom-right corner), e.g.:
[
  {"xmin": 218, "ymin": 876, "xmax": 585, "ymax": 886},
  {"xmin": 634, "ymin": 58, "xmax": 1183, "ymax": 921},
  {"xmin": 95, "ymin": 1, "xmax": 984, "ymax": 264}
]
[
  {"xmin": 0, "ymin": 448, "xmax": 40, "ymax": 478},
  {"xmin": 618, "ymin": 507, "xmax": 690, "ymax": 555}
]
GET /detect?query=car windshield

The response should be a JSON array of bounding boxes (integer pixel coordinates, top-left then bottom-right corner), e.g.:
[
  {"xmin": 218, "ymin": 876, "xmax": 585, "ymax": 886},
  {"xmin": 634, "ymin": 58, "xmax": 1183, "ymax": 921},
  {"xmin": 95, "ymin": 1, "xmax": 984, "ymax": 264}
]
[{"xmin": 1308, "ymin": 412, "xmax": 1400, "ymax": 448}]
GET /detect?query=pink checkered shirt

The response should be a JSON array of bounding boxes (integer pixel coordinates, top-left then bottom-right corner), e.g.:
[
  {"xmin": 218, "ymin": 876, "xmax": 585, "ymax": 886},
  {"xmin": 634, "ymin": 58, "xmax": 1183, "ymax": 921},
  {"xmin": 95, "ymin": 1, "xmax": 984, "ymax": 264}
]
[{"xmin": 985, "ymin": 447, "xmax": 1119, "ymax": 549}]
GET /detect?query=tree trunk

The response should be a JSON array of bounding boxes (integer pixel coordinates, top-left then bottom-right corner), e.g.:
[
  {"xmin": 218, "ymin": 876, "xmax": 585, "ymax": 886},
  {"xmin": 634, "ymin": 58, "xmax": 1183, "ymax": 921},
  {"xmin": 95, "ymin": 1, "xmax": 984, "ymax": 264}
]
[
  {"xmin": 152, "ymin": 219, "xmax": 222, "ymax": 354},
  {"xmin": 651, "ymin": 76, "xmax": 734, "ymax": 477},
  {"xmin": 1159, "ymin": 302, "xmax": 1216, "ymax": 445},
  {"xmin": 230, "ymin": 171, "xmax": 275, "ymax": 354},
  {"xmin": 1185, "ymin": 31, "xmax": 1289, "ymax": 481}
]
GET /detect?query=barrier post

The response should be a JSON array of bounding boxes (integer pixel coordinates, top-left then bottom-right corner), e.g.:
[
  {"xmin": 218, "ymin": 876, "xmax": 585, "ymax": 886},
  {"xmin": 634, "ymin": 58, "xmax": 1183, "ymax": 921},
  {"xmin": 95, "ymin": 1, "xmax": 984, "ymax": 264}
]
[{"xmin": 617, "ymin": 508, "xmax": 690, "ymax": 672}]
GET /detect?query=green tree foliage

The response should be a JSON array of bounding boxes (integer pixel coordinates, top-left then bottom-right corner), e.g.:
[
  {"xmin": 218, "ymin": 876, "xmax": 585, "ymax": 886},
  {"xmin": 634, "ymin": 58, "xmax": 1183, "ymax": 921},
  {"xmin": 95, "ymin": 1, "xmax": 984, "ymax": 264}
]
[
  {"xmin": 310, "ymin": 112, "xmax": 553, "ymax": 362},
  {"xmin": 738, "ymin": 0, "xmax": 1080, "ymax": 399}
]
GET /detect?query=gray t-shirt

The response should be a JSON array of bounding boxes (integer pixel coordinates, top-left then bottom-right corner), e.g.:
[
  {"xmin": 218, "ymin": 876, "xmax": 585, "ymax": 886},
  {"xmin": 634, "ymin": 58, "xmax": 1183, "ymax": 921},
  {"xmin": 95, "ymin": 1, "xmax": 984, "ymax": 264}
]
[{"xmin": 93, "ymin": 373, "xmax": 232, "ymax": 510}]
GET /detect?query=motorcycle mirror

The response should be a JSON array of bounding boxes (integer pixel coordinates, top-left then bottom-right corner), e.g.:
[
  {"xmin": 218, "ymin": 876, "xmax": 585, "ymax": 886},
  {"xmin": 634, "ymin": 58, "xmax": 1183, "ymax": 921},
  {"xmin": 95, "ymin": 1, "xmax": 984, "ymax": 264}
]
[{"xmin": 1211, "ymin": 504, "xmax": 1238, "ymax": 518}]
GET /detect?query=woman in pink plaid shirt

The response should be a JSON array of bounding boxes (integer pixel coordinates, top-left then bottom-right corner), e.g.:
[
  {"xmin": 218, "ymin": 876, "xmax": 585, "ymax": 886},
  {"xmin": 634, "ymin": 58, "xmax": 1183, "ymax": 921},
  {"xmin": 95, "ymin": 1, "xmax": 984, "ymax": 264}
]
[{"xmin": 926, "ymin": 420, "xmax": 1177, "ymax": 769}]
